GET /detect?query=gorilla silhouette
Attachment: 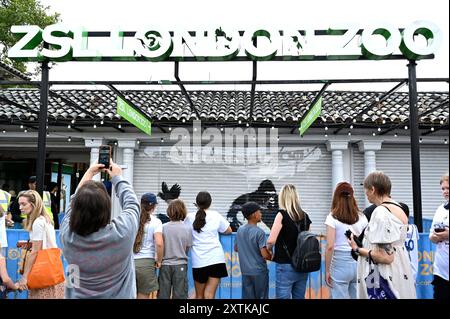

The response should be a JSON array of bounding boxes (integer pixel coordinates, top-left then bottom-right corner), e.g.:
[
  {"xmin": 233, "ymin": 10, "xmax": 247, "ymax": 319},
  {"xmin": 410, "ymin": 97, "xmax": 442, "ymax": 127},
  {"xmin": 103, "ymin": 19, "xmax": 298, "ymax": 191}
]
[{"xmin": 226, "ymin": 180, "xmax": 279, "ymax": 231}]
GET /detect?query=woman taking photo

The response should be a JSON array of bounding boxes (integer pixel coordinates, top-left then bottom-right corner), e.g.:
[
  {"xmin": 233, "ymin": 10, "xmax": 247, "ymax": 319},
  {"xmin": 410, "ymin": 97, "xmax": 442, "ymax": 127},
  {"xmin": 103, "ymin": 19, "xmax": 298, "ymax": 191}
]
[
  {"xmin": 184, "ymin": 191, "xmax": 231, "ymax": 299},
  {"xmin": 325, "ymin": 182, "xmax": 368, "ymax": 299},
  {"xmin": 267, "ymin": 184, "xmax": 312, "ymax": 299},
  {"xmin": 61, "ymin": 160, "xmax": 140, "ymax": 298},
  {"xmin": 17, "ymin": 190, "xmax": 64, "ymax": 298},
  {"xmin": 348, "ymin": 171, "xmax": 416, "ymax": 299}
]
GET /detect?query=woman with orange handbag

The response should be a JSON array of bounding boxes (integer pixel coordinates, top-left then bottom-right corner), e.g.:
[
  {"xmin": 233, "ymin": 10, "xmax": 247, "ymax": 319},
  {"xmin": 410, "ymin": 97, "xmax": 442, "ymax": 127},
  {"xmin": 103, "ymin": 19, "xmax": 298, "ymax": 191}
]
[{"xmin": 16, "ymin": 190, "xmax": 65, "ymax": 299}]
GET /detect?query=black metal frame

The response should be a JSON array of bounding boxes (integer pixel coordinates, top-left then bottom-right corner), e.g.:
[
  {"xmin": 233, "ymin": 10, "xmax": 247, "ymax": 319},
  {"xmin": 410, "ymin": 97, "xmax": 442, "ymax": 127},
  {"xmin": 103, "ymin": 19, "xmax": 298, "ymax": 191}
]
[{"xmin": 1, "ymin": 58, "xmax": 449, "ymax": 232}]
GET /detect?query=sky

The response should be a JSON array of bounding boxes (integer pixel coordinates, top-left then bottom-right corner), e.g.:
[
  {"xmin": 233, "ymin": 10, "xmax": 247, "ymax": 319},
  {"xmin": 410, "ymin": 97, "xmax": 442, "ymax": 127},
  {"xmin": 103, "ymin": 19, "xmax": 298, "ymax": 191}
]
[{"xmin": 37, "ymin": 0, "xmax": 449, "ymax": 92}]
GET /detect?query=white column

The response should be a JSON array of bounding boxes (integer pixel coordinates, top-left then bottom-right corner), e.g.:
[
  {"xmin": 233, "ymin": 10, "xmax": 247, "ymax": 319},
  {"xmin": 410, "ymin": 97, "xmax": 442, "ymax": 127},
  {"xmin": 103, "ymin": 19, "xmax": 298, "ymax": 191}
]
[
  {"xmin": 358, "ymin": 140, "xmax": 383, "ymax": 206},
  {"xmin": 326, "ymin": 141, "xmax": 349, "ymax": 192},
  {"xmin": 84, "ymin": 138, "xmax": 104, "ymax": 181},
  {"xmin": 117, "ymin": 139, "xmax": 136, "ymax": 185}
]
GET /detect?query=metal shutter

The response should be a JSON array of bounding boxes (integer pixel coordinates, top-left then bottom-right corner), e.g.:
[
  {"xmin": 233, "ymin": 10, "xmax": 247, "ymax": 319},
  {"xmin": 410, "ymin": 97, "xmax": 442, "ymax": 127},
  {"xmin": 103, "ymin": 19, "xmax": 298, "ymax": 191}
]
[
  {"xmin": 133, "ymin": 143, "xmax": 332, "ymax": 234},
  {"xmin": 376, "ymin": 144, "xmax": 449, "ymax": 221}
]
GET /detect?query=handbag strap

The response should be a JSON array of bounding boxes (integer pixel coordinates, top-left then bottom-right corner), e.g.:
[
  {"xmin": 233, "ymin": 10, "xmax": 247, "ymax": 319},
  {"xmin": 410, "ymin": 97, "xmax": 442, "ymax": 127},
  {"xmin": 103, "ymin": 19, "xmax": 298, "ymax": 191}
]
[{"xmin": 42, "ymin": 219, "xmax": 57, "ymax": 249}]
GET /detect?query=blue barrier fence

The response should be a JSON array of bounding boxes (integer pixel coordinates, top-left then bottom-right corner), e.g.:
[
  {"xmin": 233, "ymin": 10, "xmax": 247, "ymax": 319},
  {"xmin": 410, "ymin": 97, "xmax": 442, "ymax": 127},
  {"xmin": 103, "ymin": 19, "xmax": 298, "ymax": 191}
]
[{"xmin": 4, "ymin": 228, "xmax": 436, "ymax": 299}]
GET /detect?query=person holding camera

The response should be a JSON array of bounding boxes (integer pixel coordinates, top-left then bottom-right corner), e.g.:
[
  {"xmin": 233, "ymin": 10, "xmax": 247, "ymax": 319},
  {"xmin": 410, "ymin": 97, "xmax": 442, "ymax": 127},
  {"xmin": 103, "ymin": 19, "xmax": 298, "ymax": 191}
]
[
  {"xmin": 429, "ymin": 173, "xmax": 449, "ymax": 300},
  {"xmin": 348, "ymin": 171, "xmax": 416, "ymax": 299},
  {"xmin": 60, "ymin": 159, "xmax": 140, "ymax": 299},
  {"xmin": 325, "ymin": 182, "xmax": 368, "ymax": 299}
]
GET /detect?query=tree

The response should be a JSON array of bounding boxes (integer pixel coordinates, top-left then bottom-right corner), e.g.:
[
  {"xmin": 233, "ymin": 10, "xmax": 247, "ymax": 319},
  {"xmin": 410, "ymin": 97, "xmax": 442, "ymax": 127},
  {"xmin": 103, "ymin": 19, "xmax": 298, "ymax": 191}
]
[{"xmin": 0, "ymin": 0, "xmax": 59, "ymax": 74}]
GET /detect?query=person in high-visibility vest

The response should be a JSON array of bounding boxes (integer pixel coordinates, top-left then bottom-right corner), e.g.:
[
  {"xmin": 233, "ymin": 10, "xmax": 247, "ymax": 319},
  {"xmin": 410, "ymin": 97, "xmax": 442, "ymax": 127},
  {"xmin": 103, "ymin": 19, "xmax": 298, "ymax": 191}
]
[{"xmin": 0, "ymin": 189, "xmax": 11, "ymax": 257}]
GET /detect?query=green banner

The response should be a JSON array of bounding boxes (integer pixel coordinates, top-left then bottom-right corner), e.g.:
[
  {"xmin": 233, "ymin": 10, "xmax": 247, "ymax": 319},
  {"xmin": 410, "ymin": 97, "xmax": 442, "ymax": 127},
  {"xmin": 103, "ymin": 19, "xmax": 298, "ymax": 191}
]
[
  {"xmin": 299, "ymin": 96, "xmax": 322, "ymax": 136},
  {"xmin": 117, "ymin": 97, "xmax": 152, "ymax": 136}
]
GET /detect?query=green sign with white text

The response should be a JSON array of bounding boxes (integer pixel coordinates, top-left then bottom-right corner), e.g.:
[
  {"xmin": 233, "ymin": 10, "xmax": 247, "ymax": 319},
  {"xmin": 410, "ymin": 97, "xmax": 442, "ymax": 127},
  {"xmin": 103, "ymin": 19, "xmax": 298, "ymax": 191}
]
[
  {"xmin": 117, "ymin": 97, "xmax": 151, "ymax": 136},
  {"xmin": 299, "ymin": 97, "xmax": 322, "ymax": 136}
]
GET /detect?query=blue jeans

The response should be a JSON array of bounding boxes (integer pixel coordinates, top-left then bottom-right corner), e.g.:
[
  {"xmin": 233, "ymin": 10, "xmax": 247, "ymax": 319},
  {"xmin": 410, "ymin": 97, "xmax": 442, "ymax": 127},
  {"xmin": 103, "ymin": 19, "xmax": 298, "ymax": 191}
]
[
  {"xmin": 330, "ymin": 250, "xmax": 357, "ymax": 299},
  {"xmin": 275, "ymin": 263, "xmax": 308, "ymax": 299},
  {"xmin": 242, "ymin": 273, "xmax": 269, "ymax": 299}
]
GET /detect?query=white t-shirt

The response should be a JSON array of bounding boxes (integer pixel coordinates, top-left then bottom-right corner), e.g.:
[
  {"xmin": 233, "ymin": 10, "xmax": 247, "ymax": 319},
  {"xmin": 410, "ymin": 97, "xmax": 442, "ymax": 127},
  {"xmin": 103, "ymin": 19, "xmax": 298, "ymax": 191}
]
[
  {"xmin": 134, "ymin": 217, "xmax": 163, "ymax": 260},
  {"xmin": 30, "ymin": 216, "xmax": 57, "ymax": 248},
  {"xmin": 185, "ymin": 210, "xmax": 230, "ymax": 268},
  {"xmin": 325, "ymin": 213, "xmax": 368, "ymax": 251},
  {"xmin": 430, "ymin": 203, "xmax": 449, "ymax": 281},
  {"xmin": 405, "ymin": 223, "xmax": 419, "ymax": 281},
  {"xmin": 0, "ymin": 215, "xmax": 7, "ymax": 249}
]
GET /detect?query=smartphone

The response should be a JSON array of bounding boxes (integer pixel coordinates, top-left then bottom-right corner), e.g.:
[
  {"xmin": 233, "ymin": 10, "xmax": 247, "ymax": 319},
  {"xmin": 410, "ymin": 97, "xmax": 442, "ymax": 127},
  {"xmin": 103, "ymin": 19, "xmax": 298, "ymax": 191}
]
[{"xmin": 98, "ymin": 145, "xmax": 112, "ymax": 168}]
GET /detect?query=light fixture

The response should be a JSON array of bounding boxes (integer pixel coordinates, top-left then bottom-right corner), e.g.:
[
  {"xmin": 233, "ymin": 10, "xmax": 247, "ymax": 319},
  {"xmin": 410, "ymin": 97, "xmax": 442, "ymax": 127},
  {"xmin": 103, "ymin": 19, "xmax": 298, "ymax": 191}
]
[
  {"xmin": 324, "ymin": 133, "xmax": 328, "ymax": 137},
  {"xmin": 277, "ymin": 136, "xmax": 280, "ymax": 141},
  {"xmin": 246, "ymin": 123, "xmax": 250, "ymax": 127},
  {"xmin": 377, "ymin": 127, "xmax": 381, "ymax": 132},
  {"xmin": 382, "ymin": 119, "xmax": 386, "ymax": 124},
  {"xmin": 238, "ymin": 120, "xmax": 242, "ymax": 124},
  {"xmin": 324, "ymin": 126, "xmax": 328, "ymax": 131},
  {"xmin": 271, "ymin": 126, "xmax": 275, "ymax": 130},
  {"xmin": 431, "ymin": 127, "xmax": 434, "ymax": 131},
  {"xmin": 137, "ymin": 140, "xmax": 140, "ymax": 144},
  {"xmin": 182, "ymin": 119, "xmax": 186, "ymax": 123},
  {"xmin": 350, "ymin": 125, "xmax": 353, "ymax": 129},
  {"xmin": 100, "ymin": 120, "xmax": 104, "ymax": 125},
  {"xmin": 71, "ymin": 119, "xmax": 75, "ymax": 124},
  {"xmin": 68, "ymin": 124, "xmax": 71, "ymax": 129},
  {"xmin": 161, "ymin": 137, "xmax": 164, "ymax": 143},
  {"xmin": 372, "ymin": 132, "xmax": 376, "ymax": 136},
  {"xmin": 194, "ymin": 127, "xmax": 197, "ymax": 132},
  {"xmin": 394, "ymin": 133, "xmax": 398, "ymax": 137},
  {"xmin": 114, "ymin": 142, "xmax": 118, "ymax": 146},
  {"xmin": 169, "ymin": 127, "xmax": 172, "ymax": 131},
  {"xmin": 118, "ymin": 124, "xmax": 122, "ymax": 129},
  {"xmin": 93, "ymin": 124, "xmax": 97, "ymax": 128},
  {"xmin": 220, "ymin": 127, "xmax": 224, "ymax": 132},
  {"xmin": 266, "ymin": 118, "xmax": 270, "ymax": 123},
  {"xmin": 419, "ymin": 138, "xmax": 423, "ymax": 143},
  {"xmin": 440, "ymin": 120, "xmax": 444, "ymax": 125},
  {"xmin": 20, "ymin": 125, "xmax": 24, "ymax": 129},
  {"xmin": 24, "ymin": 129, "xmax": 28, "ymax": 133},
  {"xmin": 68, "ymin": 136, "xmax": 71, "ymax": 142},
  {"xmin": 348, "ymin": 132, "xmax": 351, "ymax": 136},
  {"xmin": 352, "ymin": 118, "xmax": 356, "ymax": 123},
  {"xmin": 2, "ymin": 130, "xmax": 5, "ymax": 134},
  {"xmin": 404, "ymin": 125, "xmax": 408, "ymax": 130},
  {"xmin": 444, "ymin": 139, "xmax": 448, "ymax": 145}
]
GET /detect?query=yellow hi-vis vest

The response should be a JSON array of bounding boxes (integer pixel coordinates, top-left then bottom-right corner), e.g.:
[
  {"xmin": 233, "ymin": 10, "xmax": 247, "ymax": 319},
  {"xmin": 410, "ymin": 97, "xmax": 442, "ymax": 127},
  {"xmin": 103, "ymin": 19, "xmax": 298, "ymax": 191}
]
[
  {"xmin": 0, "ymin": 189, "xmax": 11, "ymax": 215},
  {"xmin": 20, "ymin": 191, "xmax": 53, "ymax": 220}
]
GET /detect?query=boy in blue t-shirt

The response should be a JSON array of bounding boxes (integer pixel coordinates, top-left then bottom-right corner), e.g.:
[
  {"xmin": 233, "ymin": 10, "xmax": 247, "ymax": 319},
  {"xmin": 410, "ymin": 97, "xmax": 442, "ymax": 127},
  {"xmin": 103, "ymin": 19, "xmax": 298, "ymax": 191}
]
[{"xmin": 234, "ymin": 202, "xmax": 272, "ymax": 299}]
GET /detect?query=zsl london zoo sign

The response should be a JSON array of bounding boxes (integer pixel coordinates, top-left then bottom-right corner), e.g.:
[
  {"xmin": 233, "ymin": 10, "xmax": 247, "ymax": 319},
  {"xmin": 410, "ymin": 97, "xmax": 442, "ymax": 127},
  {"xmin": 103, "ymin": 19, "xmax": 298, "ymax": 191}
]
[{"xmin": 7, "ymin": 21, "xmax": 441, "ymax": 62}]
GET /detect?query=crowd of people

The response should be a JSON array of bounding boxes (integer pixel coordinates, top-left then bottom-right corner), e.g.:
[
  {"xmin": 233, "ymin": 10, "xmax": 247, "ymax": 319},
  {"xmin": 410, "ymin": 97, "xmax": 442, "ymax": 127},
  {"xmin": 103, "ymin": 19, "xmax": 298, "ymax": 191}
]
[{"xmin": 0, "ymin": 165, "xmax": 448, "ymax": 300}]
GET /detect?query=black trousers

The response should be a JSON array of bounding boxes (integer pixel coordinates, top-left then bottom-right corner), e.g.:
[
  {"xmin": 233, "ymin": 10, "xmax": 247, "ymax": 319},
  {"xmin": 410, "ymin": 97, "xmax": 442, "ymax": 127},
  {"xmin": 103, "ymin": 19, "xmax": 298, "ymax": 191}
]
[{"xmin": 433, "ymin": 275, "xmax": 449, "ymax": 300}]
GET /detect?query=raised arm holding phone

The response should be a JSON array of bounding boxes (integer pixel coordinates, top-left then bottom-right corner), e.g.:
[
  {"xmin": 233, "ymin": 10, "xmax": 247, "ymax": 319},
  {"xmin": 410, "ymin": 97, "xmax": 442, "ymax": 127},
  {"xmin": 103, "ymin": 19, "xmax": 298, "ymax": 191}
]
[{"xmin": 60, "ymin": 158, "xmax": 141, "ymax": 299}]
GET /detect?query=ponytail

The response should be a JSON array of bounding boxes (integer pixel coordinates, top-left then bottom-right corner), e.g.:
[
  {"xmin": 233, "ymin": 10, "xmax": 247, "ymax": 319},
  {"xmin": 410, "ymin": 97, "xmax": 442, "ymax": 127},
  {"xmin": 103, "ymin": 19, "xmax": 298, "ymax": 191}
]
[
  {"xmin": 193, "ymin": 209, "xmax": 206, "ymax": 232},
  {"xmin": 193, "ymin": 191, "xmax": 212, "ymax": 233}
]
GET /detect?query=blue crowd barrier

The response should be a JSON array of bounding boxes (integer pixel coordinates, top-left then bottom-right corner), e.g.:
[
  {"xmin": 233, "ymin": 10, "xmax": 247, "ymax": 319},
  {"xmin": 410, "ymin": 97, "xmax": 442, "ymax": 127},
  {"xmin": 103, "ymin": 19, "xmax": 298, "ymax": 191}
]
[{"xmin": 4, "ymin": 228, "xmax": 435, "ymax": 299}]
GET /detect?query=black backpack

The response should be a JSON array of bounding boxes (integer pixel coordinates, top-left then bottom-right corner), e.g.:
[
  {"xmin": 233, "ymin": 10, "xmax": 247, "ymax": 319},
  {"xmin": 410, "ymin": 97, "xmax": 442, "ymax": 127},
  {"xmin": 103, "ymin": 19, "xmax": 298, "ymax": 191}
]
[{"xmin": 282, "ymin": 212, "xmax": 321, "ymax": 273}]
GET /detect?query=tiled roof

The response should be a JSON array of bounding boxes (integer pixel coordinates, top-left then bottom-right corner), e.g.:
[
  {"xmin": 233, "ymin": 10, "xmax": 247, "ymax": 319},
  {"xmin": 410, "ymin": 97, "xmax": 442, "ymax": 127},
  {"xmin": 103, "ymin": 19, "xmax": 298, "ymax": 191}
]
[
  {"xmin": 0, "ymin": 61, "xmax": 31, "ymax": 81},
  {"xmin": 0, "ymin": 89, "xmax": 448, "ymax": 126}
]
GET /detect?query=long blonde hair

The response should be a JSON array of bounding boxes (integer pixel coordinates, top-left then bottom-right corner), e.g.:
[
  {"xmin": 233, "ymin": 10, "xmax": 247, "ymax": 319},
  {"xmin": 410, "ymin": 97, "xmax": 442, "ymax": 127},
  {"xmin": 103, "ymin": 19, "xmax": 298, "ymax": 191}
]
[
  {"xmin": 278, "ymin": 184, "xmax": 304, "ymax": 222},
  {"xmin": 18, "ymin": 190, "xmax": 53, "ymax": 232}
]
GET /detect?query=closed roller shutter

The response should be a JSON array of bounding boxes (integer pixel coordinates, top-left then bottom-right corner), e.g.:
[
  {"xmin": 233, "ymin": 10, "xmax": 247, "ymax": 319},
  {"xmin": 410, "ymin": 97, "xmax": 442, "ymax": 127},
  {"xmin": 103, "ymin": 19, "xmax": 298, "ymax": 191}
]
[
  {"xmin": 133, "ymin": 143, "xmax": 332, "ymax": 234},
  {"xmin": 376, "ymin": 144, "xmax": 449, "ymax": 222}
]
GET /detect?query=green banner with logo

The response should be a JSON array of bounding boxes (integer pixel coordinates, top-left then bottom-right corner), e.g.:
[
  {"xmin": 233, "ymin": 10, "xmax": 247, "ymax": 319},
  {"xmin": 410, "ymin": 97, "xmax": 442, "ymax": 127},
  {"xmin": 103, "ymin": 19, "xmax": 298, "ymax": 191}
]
[
  {"xmin": 299, "ymin": 97, "xmax": 322, "ymax": 136},
  {"xmin": 117, "ymin": 96, "xmax": 152, "ymax": 136}
]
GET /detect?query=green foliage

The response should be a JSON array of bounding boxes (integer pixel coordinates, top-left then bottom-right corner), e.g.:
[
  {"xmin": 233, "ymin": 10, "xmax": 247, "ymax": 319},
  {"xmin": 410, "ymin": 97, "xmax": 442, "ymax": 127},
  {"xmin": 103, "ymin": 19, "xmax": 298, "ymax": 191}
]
[{"xmin": 0, "ymin": 0, "xmax": 60, "ymax": 73}]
